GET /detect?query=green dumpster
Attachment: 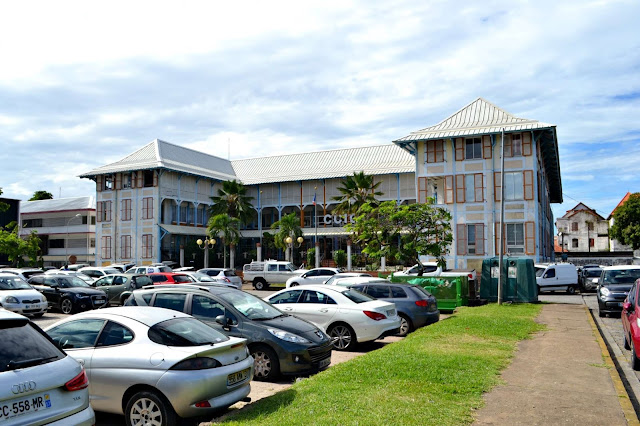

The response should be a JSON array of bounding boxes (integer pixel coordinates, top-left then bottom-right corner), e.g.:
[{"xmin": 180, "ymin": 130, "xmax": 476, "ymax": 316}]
[
  {"xmin": 480, "ymin": 257, "xmax": 538, "ymax": 303},
  {"xmin": 390, "ymin": 274, "xmax": 469, "ymax": 311}
]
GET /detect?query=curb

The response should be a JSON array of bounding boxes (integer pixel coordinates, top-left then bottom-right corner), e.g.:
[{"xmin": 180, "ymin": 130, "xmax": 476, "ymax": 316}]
[{"xmin": 585, "ymin": 305, "xmax": 640, "ymax": 425}]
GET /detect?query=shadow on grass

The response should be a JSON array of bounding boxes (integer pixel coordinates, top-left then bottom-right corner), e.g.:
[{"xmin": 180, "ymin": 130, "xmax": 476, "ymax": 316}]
[{"xmin": 210, "ymin": 388, "xmax": 298, "ymax": 424}]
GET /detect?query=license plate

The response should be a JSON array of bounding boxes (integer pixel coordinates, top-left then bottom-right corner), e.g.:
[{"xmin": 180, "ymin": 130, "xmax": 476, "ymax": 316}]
[
  {"xmin": 386, "ymin": 309, "xmax": 395, "ymax": 317},
  {"xmin": 94, "ymin": 300, "xmax": 106, "ymax": 305},
  {"xmin": 227, "ymin": 368, "xmax": 250, "ymax": 386},
  {"xmin": 24, "ymin": 305, "xmax": 33, "ymax": 309},
  {"xmin": 0, "ymin": 393, "xmax": 51, "ymax": 422},
  {"xmin": 318, "ymin": 357, "xmax": 331, "ymax": 369}
]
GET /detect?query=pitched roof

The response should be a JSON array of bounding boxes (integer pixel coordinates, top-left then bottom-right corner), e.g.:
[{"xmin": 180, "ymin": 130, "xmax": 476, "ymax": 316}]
[
  {"xmin": 608, "ymin": 192, "xmax": 632, "ymax": 219},
  {"xmin": 560, "ymin": 202, "xmax": 605, "ymax": 221},
  {"xmin": 231, "ymin": 144, "xmax": 414, "ymax": 185},
  {"xmin": 21, "ymin": 196, "xmax": 95, "ymax": 214},
  {"xmin": 393, "ymin": 97, "xmax": 555, "ymax": 142}
]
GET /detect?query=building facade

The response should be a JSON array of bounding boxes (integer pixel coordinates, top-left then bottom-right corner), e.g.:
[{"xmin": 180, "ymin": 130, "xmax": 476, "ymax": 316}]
[
  {"xmin": 555, "ymin": 203, "xmax": 609, "ymax": 252},
  {"xmin": 393, "ymin": 98, "xmax": 562, "ymax": 271},
  {"xmin": 19, "ymin": 197, "xmax": 96, "ymax": 267}
]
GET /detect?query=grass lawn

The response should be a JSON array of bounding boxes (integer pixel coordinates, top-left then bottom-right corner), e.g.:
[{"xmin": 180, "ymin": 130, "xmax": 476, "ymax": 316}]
[{"xmin": 213, "ymin": 303, "xmax": 544, "ymax": 425}]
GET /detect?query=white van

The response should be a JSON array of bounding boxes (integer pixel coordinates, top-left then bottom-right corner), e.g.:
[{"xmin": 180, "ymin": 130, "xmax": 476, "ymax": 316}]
[{"xmin": 535, "ymin": 263, "xmax": 579, "ymax": 294}]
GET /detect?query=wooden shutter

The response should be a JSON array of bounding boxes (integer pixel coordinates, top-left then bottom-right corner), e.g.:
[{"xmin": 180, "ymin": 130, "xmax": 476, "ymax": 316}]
[
  {"xmin": 115, "ymin": 173, "xmax": 122, "ymax": 190},
  {"xmin": 482, "ymin": 135, "xmax": 492, "ymax": 159},
  {"xmin": 494, "ymin": 222, "xmax": 505, "ymax": 254},
  {"xmin": 106, "ymin": 201, "xmax": 112, "ymax": 222},
  {"xmin": 475, "ymin": 224, "xmax": 485, "ymax": 255},
  {"xmin": 426, "ymin": 141, "xmax": 434, "ymax": 163},
  {"xmin": 153, "ymin": 171, "xmax": 158, "ymax": 187},
  {"xmin": 474, "ymin": 173, "xmax": 484, "ymax": 202},
  {"xmin": 137, "ymin": 172, "xmax": 143, "ymax": 188},
  {"xmin": 444, "ymin": 175, "xmax": 454, "ymax": 204},
  {"xmin": 455, "ymin": 138, "xmax": 464, "ymax": 161},
  {"xmin": 455, "ymin": 175, "xmax": 465, "ymax": 203},
  {"xmin": 523, "ymin": 132, "xmax": 532, "ymax": 156},
  {"xmin": 525, "ymin": 221, "xmax": 535, "ymax": 255},
  {"xmin": 457, "ymin": 224, "xmax": 466, "ymax": 255},
  {"xmin": 418, "ymin": 177, "xmax": 427, "ymax": 203},
  {"xmin": 130, "ymin": 172, "xmax": 136, "ymax": 188},
  {"xmin": 435, "ymin": 141, "xmax": 444, "ymax": 163},
  {"xmin": 493, "ymin": 172, "xmax": 502, "ymax": 202},
  {"xmin": 96, "ymin": 175, "xmax": 103, "ymax": 192},
  {"xmin": 504, "ymin": 134, "xmax": 512, "ymax": 157},
  {"xmin": 523, "ymin": 170, "xmax": 534, "ymax": 200},
  {"xmin": 97, "ymin": 202, "xmax": 103, "ymax": 222}
]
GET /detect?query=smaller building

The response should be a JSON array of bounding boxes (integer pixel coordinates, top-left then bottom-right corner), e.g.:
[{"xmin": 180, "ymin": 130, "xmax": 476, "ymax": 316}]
[
  {"xmin": 556, "ymin": 203, "xmax": 609, "ymax": 252},
  {"xmin": 19, "ymin": 197, "xmax": 96, "ymax": 267}
]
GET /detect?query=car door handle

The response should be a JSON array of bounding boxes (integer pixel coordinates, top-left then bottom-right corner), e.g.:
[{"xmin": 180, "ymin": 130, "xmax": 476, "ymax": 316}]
[
  {"xmin": 76, "ymin": 359, "xmax": 85, "ymax": 366},
  {"xmin": 319, "ymin": 308, "xmax": 328, "ymax": 313},
  {"xmin": 283, "ymin": 307, "xmax": 293, "ymax": 311}
]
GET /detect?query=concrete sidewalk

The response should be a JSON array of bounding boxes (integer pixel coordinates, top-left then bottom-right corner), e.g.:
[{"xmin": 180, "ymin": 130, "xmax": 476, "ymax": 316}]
[{"xmin": 474, "ymin": 303, "xmax": 638, "ymax": 425}]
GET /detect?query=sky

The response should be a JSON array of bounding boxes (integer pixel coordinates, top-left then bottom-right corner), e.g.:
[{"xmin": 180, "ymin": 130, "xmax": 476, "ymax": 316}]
[{"xmin": 0, "ymin": 0, "xmax": 638, "ymax": 223}]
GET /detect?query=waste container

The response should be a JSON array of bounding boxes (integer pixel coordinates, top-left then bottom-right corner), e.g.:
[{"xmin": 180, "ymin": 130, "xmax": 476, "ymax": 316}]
[
  {"xmin": 390, "ymin": 274, "xmax": 469, "ymax": 311},
  {"xmin": 480, "ymin": 257, "xmax": 538, "ymax": 303}
]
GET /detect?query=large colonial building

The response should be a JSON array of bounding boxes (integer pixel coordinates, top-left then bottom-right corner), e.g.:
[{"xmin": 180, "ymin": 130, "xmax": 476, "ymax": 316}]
[{"xmin": 80, "ymin": 98, "xmax": 562, "ymax": 270}]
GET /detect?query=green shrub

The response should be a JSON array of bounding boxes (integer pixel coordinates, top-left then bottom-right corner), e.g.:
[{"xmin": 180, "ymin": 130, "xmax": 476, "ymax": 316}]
[
  {"xmin": 306, "ymin": 248, "xmax": 315, "ymax": 267},
  {"xmin": 334, "ymin": 250, "xmax": 347, "ymax": 268}
]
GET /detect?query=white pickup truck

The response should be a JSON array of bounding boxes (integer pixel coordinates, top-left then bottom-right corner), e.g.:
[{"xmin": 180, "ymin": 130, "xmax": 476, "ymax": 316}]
[
  {"xmin": 242, "ymin": 260, "xmax": 308, "ymax": 290},
  {"xmin": 393, "ymin": 262, "xmax": 477, "ymax": 294}
]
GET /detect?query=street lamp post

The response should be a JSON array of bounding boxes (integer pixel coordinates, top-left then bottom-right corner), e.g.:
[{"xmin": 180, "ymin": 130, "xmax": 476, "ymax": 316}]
[
  {"xmin": 65, "ymin": 214, "xmax": 81, "ymax": 268},
  {"xmin": 197, "ymin": 236, "xmax": 216, "ymax": 269},
  {"xmin": 285, "ymin": 236, "xmax": 304, "ymax": 264}
]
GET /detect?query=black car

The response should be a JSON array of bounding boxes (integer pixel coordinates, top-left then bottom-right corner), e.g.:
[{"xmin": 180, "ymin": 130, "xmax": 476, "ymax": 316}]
[
  {"xmin": 28, "ymin": 274, "xmax": 107, "ymax": 314},
  {"xmin": 125, "ymin": 284, "xmax": 333, "ymax": 381},
  {"xmin": 597, "ymin": 267, "xmax": 640, "ymax": 317}
]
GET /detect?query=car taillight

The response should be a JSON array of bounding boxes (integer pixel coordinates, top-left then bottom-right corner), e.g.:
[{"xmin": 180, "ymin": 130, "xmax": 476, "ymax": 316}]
[
  {"xmin": 170, "ymin": 357, "xmax": 221, "ymax": 370},
  {"xmin": 468, "ymin": 273, "xmax": 473, "ymax": 279},
  {"xmin": 415, "ymin": 300, "xmax": 428, "ymax": 307},
  {"xmin": 363, "ymin": 310, "xmax": 386, "ymax": 321},
  {"xmin": 65, "ymin": 369, "xmax": 89, "ymax": 391},
  {"xmin": 223, "ymin": 277, "xmax": 232, "ymax": 283},
  {"xmin": 195, "ymin": 401, "xmax": 212, "ymax": 408}
]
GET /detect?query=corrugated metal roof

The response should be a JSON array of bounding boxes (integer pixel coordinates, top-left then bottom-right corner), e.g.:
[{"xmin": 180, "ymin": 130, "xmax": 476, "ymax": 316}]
[
  {"xmin": 21, "ymin": 196, "xmax": 95, "ymax": 214},
  {"xmin": 393, "ymin": 98, "xmax": 555, "ymax": 142},
  {"xmin": 232, "ymin": 144, "xmax": 414, "ymax": 185}
]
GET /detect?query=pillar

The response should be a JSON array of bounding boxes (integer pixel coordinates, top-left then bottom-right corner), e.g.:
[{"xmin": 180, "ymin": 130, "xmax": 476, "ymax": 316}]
[
  {"xmin": 381, "ymin": 256, "xmax": 386, "ymax": 271},
  {"xmin": 257, "ymin": 242, "xmax": 262, "ymax": 262},
  {"xmin": 230, "ymin": 244, "xmax": 235, "ymax": 269},
  {"xmin": 315, "ymin": 241, "xmax": 320, "ymax": 268},
  {"xmin": 347, "ymin": 240, "xmax": 352, "ymax": 271},
  {"xmin": 179, "ymin": 245, "xmax": 184, "ymax": 268}
]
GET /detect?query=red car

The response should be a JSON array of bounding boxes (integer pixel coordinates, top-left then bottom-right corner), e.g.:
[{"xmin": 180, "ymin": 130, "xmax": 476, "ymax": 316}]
[
  {"xmin": 148, "ymin": 272, "xmax": 196, "ymax": 285},
  {"xmin": 621, "ymin": 279, "xmax": 640, "ymax": 370}
]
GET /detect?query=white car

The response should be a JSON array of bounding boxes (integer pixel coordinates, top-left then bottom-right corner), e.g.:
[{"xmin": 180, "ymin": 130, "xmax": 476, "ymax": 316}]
[
  {"xmin": 330, "ymin": 276, "xmax": 391, "ymax": 287},
  {"xmin": 285, "ymin": 267, "xmax": 344, "ymax": 288},
  {"xmin": 0, "ymin": 310, "xmax": 95, "ymax": 425},
  {"xmin": 265, "ymin": 285, "xmax": 400, "ymax": 351},
  {"xmin": 78, "ymin": 267, "xmax": 121, "ymax": 280},
  {"xmin": 45, "ymin": 269, "xmax": 95, "ymax": 284},
  {"xmin": 182, "ymin": 271, "xmax": 237, "ymax": 289},
  {"xmin": 198, "ymin": 268, "xmax": 243, "ymax": 290},
  {"xmin": 1, "ymin": 268, "xmax": 45, "ymax": 281},
  {"xmin": 0, "ymin": 274, "xmax": 48, "ymax": 317},
  {"xmin": 323, "ymin": 272, "xmax": 372, "ymax": 286}
]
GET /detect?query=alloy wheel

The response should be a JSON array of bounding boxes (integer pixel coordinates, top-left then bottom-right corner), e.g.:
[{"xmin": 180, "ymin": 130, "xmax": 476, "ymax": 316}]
[
  {"xmin": 60, "ymin": 299, "xmax": 73, "ymax": 314},
  {"xmin": 129, "ymin": 397, "xmax": 162, "ymax": 425},
  {"xmin": 253, "ymin": 350, "xmax": 272, "ymax": 378},
  {"xmin": 329, "ymin": 325, "xmax": 353, "ymax": 350}
]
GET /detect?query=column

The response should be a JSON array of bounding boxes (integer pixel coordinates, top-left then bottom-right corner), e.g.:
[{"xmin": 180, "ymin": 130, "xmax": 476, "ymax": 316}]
[{"xmin": 347, "ymin": 239, "xmax": 352, "ymax": 271}]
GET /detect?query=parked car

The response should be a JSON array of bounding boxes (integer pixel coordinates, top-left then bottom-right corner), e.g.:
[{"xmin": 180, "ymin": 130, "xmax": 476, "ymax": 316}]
[
  {"xmin": 580, "ymin": 266, "xmax": 603, "ymax": 292},
  {"xmin": 27, "ymin": 274, "xmax": 108, "ymax": 314},
  {"xmin": 597, "ymin": 265, "xmax": 640, "ymax": 317},
  {"xmin": 265, "ymin": 285, "xmax": 401, "ymax": 350},
  {"xmin": 66, "ymin": 264, "xmax": 90, "ymax": 271},
  {"xmin": 77, "ymin": 266, "xmax": 121, "ymax": 281},
  {"xmin": 329, "ymin": 276, "xmax": 390, "ymax": 287},
  {"xmin": 125, "ymin": 284, "xmax": 333, "ymax": 381},
  {"xmin": 45, "ymin": 269, "xmax": 95, "ymax": 284},
  {"xmin": 323, "ymin": 272, "xmax": 371, "ymax": 286},
  {"xmin": 348, "ymin": 281, "xmax": 439, "ymax": 336},
  {"xmin": 126, "ymin": 265, "xmax": 173, "ymax": 274},
  {"xmin": 535, "ymin": 263, "xmax": 579, "ymax": 294},
  {"xmin": 622, "ymin": 279, "xmax": 640, "ymax": 369},
  {"xmin": 0, "ymin": 310, "xmax": 95, "ymax": 425},
  {"xmin": 106, "ymin": 262, "xmax": 136, "ymax": 273},
  {"xmin": 148, "ymin": 272, "xmax": 197, "ymax": 284},
  {"xmin": 198, "ymin": 268, "xmax": 243, "ymax": 289},
  {"xmin": 242, "ymin": 261, "xmax": 307, "ymax": 290},
  {"xmin": 45, "ymin": 307, "xmax": 253, "ymax": 424},
  {"xmin": 183, "ymin": 271, "xmax": 238, "ymax": 289},
  {"xmin": 285, "ymin": 267, "xmax": 343, "ymax": 288},
  {"xmin": 0, "ymin": 273, "xmax": 48, "ymax": 317},
  {"xmin": 91, "ymin": 273, "xmax": 153, "ymax": 305},
  {"xmin": 1, "ymin": 267, "xmax": 45, "ymax": 281}
]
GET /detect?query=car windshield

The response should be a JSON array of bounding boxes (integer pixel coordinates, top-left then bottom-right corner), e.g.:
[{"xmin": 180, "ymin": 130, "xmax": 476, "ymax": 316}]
[
  {"xmin": 535, "ymin": 268, "xmax": 546, "ymax": 277},
  {"xmin": 148, "ymin": 317, "xmax": 229, "ymax": 346},
  {"xmin": 0, "ymin": 276, "xmax": 32, "ymax": 290},
  {"xmin": 584, "ymin": 269, "xmax": 602, "ymax": 278},
  {"xmin": 224, "ymin": 270, "xmax": 237, "ymax": 277},
  {"xmin": 284, "ymin": 263, "xmax": 296, "ymax": 272},
  {"xmin": 0, "ymin": 320, "xmax": 65, "ymax": 372},
  {"xmin": 56, "ymin": 277, "xmax": 91, "ymax": 288},
  {"xmin": 341, "ymin": 289, "xmax": 375, "ymax": 303},
  {"xmin": 217, "ymin": 291, "xmax": 284, "ymax": 320},
  {"xmin": 602, "ymin": 269, "xmax": 640, "ymax": 285},
  {"xmin": 21, "ymin": 270, "xmax": 44, "ymax": 279}
]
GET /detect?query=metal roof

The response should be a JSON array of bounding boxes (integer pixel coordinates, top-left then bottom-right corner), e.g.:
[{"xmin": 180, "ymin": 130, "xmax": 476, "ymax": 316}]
[
  {"xmin": 21, "ymin": 196, "xmax": 95, "ymax": 214},
  {"xmin": 232, "ymin": 144, "xmax": 414, "ymax": 185}
]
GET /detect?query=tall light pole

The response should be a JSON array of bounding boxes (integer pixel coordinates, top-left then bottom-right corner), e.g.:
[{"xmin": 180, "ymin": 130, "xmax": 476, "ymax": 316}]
[
  {"xmin": 197, "ymin": 236, "xmax": 216, "ymax": 268},
  {"xmin": 65, "ymin": 213, "xmax": 81, "ymax": 268},
  {"xmin": 285, "ymin": 236, "xmax": 304, "ymax": 264}
]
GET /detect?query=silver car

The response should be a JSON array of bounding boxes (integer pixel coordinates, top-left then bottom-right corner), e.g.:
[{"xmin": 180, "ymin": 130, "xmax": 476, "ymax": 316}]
[
  {"xmin": 198, "ymin": 268, "xmax": 243, "ymax": 289},
  {"xmin": 0, "ymin": 274, "xmax": 48, "ymax": 317},
  {"xmin": 0, "ymin": 310, "xmax": 95, "ymax": 425},
  {"xmin": 45, "ymin": 307, "xmax": 253, "ymax": 424}
]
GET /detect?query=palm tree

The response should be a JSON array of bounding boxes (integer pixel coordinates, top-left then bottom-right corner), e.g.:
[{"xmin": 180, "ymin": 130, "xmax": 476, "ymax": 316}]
[
  {"xmin": 271, "ymin": 213, "xmax": 302, "ymax": 262},
  {"xmin": 207, "ymin": 214, "xmax": 241, "ymax": 268},
  {"xmin": 332, "ymin": 171, "xmax": 383, "ymax": 215},
  {"xmin": 209, "ymin": 179, "xmax": 256, "ymax": 226}
]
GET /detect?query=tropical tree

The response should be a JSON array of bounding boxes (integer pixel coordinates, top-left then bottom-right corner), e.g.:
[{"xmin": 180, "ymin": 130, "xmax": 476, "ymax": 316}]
[
  {"xmin": 0, "ymin": 188, "xmax": 9, "ymax": 212},
  {"xmin": 209, "ymin": 179, "xmax": 256, "ymax": 225},
  {"xmin": 610, "ymin": 193, "xmax": 640, "ymax": 250},
  {"xmin": 0, "ymin": 222, "xmax": 42, "ymax": 267},
  {"xmin": 332, "ymin": 171, "xmax": 383, "ymax": 215},
  {"xmin": 29, "ymin": 191, "xmax": 53, "ymax": 201},
  {"xmin": 207, "ymin": 214, "xmax": 241, "ymax": 268},
  {"xmin": 271, "ymin": 213, "xmax": 302, "ymax": 262}
]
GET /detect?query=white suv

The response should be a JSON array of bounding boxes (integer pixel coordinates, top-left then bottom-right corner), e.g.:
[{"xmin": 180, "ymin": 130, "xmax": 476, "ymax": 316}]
[
  {"xmin": 0, "ymin": 274, "xmax": 48, "ymax": 317},
  {"xmin": 0, "ymin": 310, "xmax": 95, "ymax": 425}
]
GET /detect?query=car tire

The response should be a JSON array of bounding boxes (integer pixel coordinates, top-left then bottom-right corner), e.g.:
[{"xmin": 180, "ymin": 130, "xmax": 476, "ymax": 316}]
[
  {"xmin": 125, "ymin": 390, "xmax": 177, "ymax": 426},
  {"xmin": 328, "ymin": 323, "xmax": 356, "ymax": 351},
  {"xmin": 397, "ymin": 314, "xmax": 412, "ymax": 337},
  {"xmin": 60, "ymin": 298, "xmax": 74, "ymax": 315},
  {"xmin": 31, "ymin": 313, "xmax": 45, "ymax": 318},
  {"xmin": 566, "ymin": 285, "xmax": 576, "ymax": 295},
  {"xmin": 624, "ymin": 332, "xmax": 631, "ymax": 350},
  {"xmin": 632, "ymin": 341, "xmax": 640, "ymax": 371},
  {"xmin": 253, "ymin": 278, "xmax": 268, "ymax": 291},
  {"xmin": 251, "ymin": 345, "xmax": 280, "ymax": 381}
]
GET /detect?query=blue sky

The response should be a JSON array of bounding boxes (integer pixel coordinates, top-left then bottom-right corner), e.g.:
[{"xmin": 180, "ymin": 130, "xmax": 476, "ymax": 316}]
[{"xmin": 0, "ymin": 0, "xmax": 638, "ymax": 223}]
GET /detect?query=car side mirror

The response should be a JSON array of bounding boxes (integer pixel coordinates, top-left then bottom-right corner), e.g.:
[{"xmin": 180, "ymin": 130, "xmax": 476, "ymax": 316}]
[
  {"xmin": 215, "ymin": 315, "xmax": 233, "ymax": 330},
  {"xmin": 623, "ymin": 302, "xmax": 633, "ymax": 312}
]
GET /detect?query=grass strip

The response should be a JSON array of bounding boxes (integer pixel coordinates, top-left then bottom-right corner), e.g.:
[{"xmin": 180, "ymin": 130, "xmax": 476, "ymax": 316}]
[{"xmin": 215, "ymin": 303, "xmax": 544, "ymax": 426}]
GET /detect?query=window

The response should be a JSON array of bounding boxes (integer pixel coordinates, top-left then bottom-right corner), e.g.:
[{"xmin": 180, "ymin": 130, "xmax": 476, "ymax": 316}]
[
  {"xmin": 511, "ymin": 134, "xmax": 522, "ymax": 156},
  {"xmin": 465, "ymin": 138, "xmax": 482, "ymax": 159},
  {"xmin": 589, "ymin": 238, "xmax": 595, "ymax": 247},
  {"xmin": 22, "ymin": 219, "xmax": 43, "ymax": 228},
  {"xmin": 268, "ymin": 264, "xmax": 277, "ymax": 272},
  {"xmin": 426, "ymin": 140, "xmax": 444, "ymax": 163},
  {"xmin": 47, "ymin": 319, "xmax": 106, "ymax": 349},
  {"xmin": 270, "ymin": 290, "xmax": 303, "ymax": 304},
  {"xmin": 153, "ymin": 293, "xmax": 187, "ymax": 312},
  {"xmin": 101, "ymin": 236, "xmax": 112, "ymax": 259},
  {"xmin": 571, "ymin": 222, "xmax": 578, "ymax": 231},
  {"xmin": 365, "ymin": 286, "xmax": 391, "ymax": 299},
  {"xmin": 587, "ymin": 222, "xmax": 594, "ymax": 231},
  {"xmin": 96, "ymin": 321, "xmax": 134, "ymax": 347},
  {"xmin": 121, "ymin": 199, "xmax": 132, "ymax": 221},
  {"xmin": 142, "ymin": 234, "xmax": 153, "ymax": 258},
  {"xmin": 122, "ymin": 173, "xmax": 133, "ymax": 189},
  {"xmin": 545, "ymin": 268, "xmax": 556, "ymax": 279},
  {"xmin": 49, "ymin": 239, "xmax": 64, "ymax": 249},
  {"xmin": 121, "ymin": 235, "xmax": 131, "ymax": 259},
  {"xmin": 104, "ymin": 175, "xmax": 114, "ymax": 191},
  {"xmin": 143, "ymin": 170, "xmax": 154, "ymax": 187},
  {"xmin": 572, "ymin": 239, "xmax": 578, "ymax": 248},
  {"xmin": 142, "ymin": 197, "xmax": 153, "ymax": 219},
  {"xmin": 506, "ymin": 223, "xmax": 524, "ymax": 254},
  {"xmin": 391, "ymin": 286, "xmax": 408, "ymax": 298},
  {"xmin": 97, "ymin": 200, "xmax": 112, "ymax": 222},
  {"xmin": 504, "ymin": 172, "xmax": 524, "ymax": 201},
  {"xmin": 457, "ymin": 223, "xmax": 485, "ymax": 255}
]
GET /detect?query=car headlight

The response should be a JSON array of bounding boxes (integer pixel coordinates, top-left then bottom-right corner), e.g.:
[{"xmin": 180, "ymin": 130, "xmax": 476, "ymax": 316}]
[
  {"xmin": 41, "ymin": 296, "xmax": 47, "ymax": 303},
  {"xmin": 74, "ymin": 293, "xmax": 88, "ymax": 299},
  {"xmin": 268, "ymin": 328, "xmax": 311, "ymax": 344},
  {"xmin": 600, "ymin": 287, "xmax": 610, "ymax": 297},
  {"xmin": 5, "ymin": 296, "xmax": 18, "ymax": 304}
]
